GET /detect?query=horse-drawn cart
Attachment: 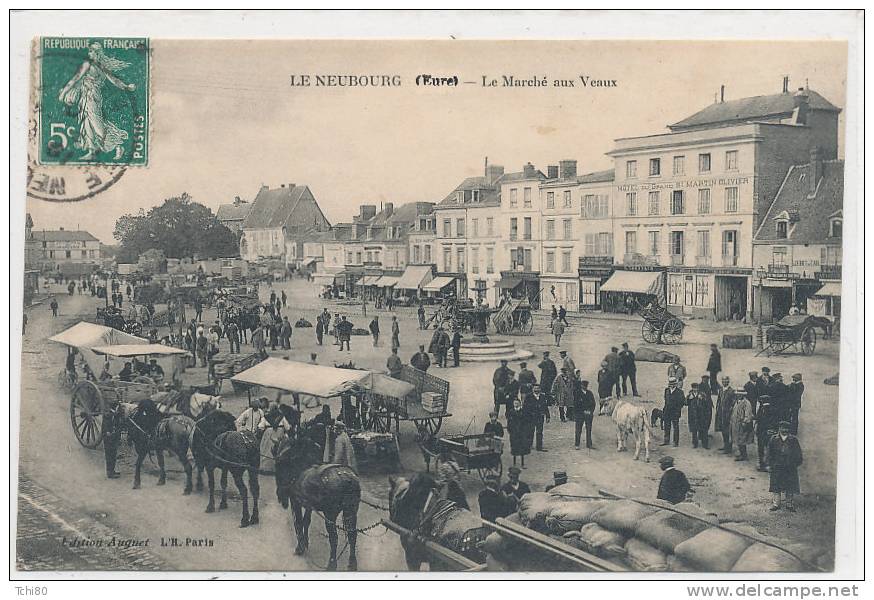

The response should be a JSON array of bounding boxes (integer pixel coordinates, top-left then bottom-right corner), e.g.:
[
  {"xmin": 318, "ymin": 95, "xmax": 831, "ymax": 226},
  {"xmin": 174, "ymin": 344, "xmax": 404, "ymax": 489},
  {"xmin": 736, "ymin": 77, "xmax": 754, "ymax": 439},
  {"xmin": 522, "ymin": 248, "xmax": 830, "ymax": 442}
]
[
  {"xmin": 638, "ymin": 302, "xmax": 685, "ymax": 345},
  {"xmin": 420, "ymin": 433, "xmax": 503, "ymax": 484},
  {"xmin": 493, "ymin": 298, "xmax": 534, "ymax": 335},
  {"xmin": 757, "ymin": 315, "xmax": 821, "ymax": 357},
  {"xmin": 367, "ymin": 365, "xmax": 451, "ymax": 437},
  {"xmin": 212, "ymin": 350, "xmax": 268, "ymax": 393}
]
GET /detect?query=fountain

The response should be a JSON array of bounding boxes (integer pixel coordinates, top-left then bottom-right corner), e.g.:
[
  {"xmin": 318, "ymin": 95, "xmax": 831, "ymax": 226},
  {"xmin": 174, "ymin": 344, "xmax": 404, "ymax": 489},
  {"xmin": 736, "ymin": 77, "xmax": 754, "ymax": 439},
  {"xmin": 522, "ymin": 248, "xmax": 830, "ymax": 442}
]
[{"xmin": 457, "ymin": 283, "xmax": 533, "ymax": 363}]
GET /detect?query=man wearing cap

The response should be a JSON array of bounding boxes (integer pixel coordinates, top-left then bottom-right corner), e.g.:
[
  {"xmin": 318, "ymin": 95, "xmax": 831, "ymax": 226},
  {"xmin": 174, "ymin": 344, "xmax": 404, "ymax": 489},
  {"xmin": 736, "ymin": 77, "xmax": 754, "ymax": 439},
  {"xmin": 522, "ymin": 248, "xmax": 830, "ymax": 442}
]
[
  {"xmin": 501, "ymin": 466, "xmax": 532, "ymax": 501},
  {"xmin": 492, "ymin": 359, "xmax": 515, "ymax": 417},
  {"xmin": 706, "ymin": 343, "xmax": 722, "ymax": 396},
  {"xmin": 667, "ymin": 356, "xmax": 687, "ymax": 389},
  {"xmin": 518, "ymin": 362, "xmax": 537, "ymax": 394},
  {"xmin": 730, "ymin": 385, "xmax": 755, "ymax": 462},
  {"xmin": 479, "ymin": 475, "xmax": 517, "ymax": 522},
  {"xmin": 662, "ymin": 376, "xmax": 685, "ymax": 447},
  {"xmin": 551, "ymin": 366, "xmax": 574, "ymax": 422},
  {"xmin": 618, "ymin": 342, "xmax": 640, "ymax": 397},
  {"xmin": 656, "ymin": 456, "xmax": 692, "ymax": 505},
  {"xmin": 686, "ymin": 382, "xmax": 713, "ymax": 449},
  {"xmin": 411, "ymin": 344, "xmax": 431, "ymax": 373},
  {"xmin": 544, "ymin": 471, "xmax": 568, "ymax": 492},
  {"xmin": 787, "ymin": 374, "xmax": 804, "ymax": 435},
  {"xmin": 744, "ymin": 371, "xmax": 760, "ymax": 416},
  {"xmin": 538, "ymin": 351, "xmax": 557, "ymax": 421},
  {"xmin": 768, "ymin": 421, "xmax": 803, "ymax": 511},
  {"xmin": 714, "ymin": 376, "xmax": 737, "ymax": 454},
  {"xmin": 573, "ymin": 379, "xmax": 596, "ymax": 450}
]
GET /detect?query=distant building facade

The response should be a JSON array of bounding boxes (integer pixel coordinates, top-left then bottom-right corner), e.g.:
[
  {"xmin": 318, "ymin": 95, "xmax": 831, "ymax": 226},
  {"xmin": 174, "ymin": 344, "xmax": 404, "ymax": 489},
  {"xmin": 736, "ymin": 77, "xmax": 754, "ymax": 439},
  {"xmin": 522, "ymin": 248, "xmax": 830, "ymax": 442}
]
[
  {"xmin": 29, "ymin": 224, "xmax": 102, "ymax": 275},
  {"xmin": 216, "ymin": 196, "xmax": 253, "ymax": 234}
]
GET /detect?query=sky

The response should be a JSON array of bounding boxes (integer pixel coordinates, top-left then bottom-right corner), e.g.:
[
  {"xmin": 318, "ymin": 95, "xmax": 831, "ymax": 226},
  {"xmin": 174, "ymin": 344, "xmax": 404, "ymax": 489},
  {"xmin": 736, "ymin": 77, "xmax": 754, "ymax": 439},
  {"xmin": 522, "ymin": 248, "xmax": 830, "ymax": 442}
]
[{"xmin": 25, "ymin": 39, "xmax": 848, "ymax": 243}]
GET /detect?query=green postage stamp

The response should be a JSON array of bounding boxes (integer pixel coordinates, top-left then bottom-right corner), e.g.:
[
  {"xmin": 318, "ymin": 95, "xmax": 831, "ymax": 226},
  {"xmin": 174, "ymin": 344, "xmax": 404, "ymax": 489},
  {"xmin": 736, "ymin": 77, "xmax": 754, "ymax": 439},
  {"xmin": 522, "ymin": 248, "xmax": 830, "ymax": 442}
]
[{"xmin": 38, "ymin": 37, "xmax": 149, "ymax": 166}]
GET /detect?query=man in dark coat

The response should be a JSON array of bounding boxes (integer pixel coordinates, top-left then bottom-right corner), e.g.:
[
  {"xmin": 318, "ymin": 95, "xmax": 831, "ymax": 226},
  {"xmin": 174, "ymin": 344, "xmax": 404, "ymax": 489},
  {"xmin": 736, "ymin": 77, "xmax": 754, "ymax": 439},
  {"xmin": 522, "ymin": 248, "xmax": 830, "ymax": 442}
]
[
  {"xmin": 526, "ymin": 387, "xmax": 549, "ymax": 452},
  {"xmin": 662, "ymin": 376, "xmax": 685, "ymax": 447},
  {"xmin": 698, "ymin": 375, "xmax": 711, "ymax": 400},
  {"xmin": 706, "ymin": 344, "xmax": 722, "ymax": 395},
  {"xmin": 479, "ymin": 475, "xmax": 516, "ymax": 523},
  {"xmin": 337, "ymin": 316, "xmax": 354, "ymax": 351},
  {"xmin": 501, "ymin": 466, "xmax": 532, "ymax": 500},
  {"xmin": 686, "ymin": 383, "xmax": 713, "ymax": 449},
  {"xmin": 755, "ymin": 396, "xmax": 778, "ymax": 472},
  {"xmin": 315, "ymin": 314, "xmax": 324, "ymax": 345},
  {"xmin": 450, "ymin": 330, "xmax": 463, "ymax": 367},
  {"xmin": 656, "ymin": 456, "xmax": 691, "ymax": 504},
  {"xmin": 714, "ymin": 376, "xmax": 737, "ymax": 454},
  {"xmin": 386, "ymin": 348, "xmax": 403, "ymax": 378},
  {"xmin": 369, "ymin": 316, "xmax": 380, "ymax": 347},
  {"xmin": 103, "ymin": 405, "xmax": 125, "ymax": 479},
  {"xmin": 538, "ymin": 351, "xmax": 557, "ymax": 420},
  {"xmin": 410, "ymin": 345, "xmax": 431, "ymax": 372},
  {"xmin": 492, "ymin": 360, "xmax": 514, "ymax": 417},
  {"xmin": 604, "ymin": 347, "xmax": 621, "ymax": 397},
  {"xmin": 226, "ymin": 320, "xmax": 240, "ymax": 354},
  {"xmin": 280, "ymin": 316, "xmax": 293, "ymax": 350},
  {"xmin": 768, "ymin": 422, "xmax": 803, "ymax": 511},
  {"xmin": 768, "ymin": 373, "xmax": 790, "ymax": 423},
  {"xmin": 787, "ymin": 373, "xmax": 804, "ymax": 436},
  {"xmin": 573, "ymin": 379, "xmax": 596, "ymax": 450},
  {"xmin": 618, "ymin": 342, "xmax": 639, "ymax": 397},
  {"xmin": 597, "ymin": 361, "xmax": 613, "ymax": 402},
  {"xmin": 518, "ymin": 362, "xmax": 537, "ymax": 394},
  {"xmin": 743, "ymin": 371, "xmax": 759, "ymax": 416},
  {"xmin": 756, "ymin": 367, "xmax": 772, "ymax": 402}
]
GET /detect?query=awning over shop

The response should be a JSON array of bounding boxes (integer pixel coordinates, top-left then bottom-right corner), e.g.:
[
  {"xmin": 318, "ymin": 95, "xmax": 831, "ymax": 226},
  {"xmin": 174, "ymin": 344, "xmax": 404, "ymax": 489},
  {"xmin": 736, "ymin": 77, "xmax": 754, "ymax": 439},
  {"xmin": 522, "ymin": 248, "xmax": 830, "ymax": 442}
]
[
  {"xmin": 311, "ymin": 273, "xmax": 336, "ymax": 285},
  {"xmin": 357, "ymin": 275, "xmax": 381, "ymax": 286},
  {"xmin": 300, "ymin": 257, "xmax": 317, "ymax": 267},
  {"xmin": 395, "ymin": 265, "xmax": 433, "ymax": 290},
  {"xmin": 815, "ymin": 281, "xmax": 841, "ymax": 297},
  {"xmin": 600, "ymin": 270, "xmax": 663, "ymax": 295},
  {"xmin": 374, "ymin": 276, "xmax": 400, "ymax": 288},
  {"xmin": 497, "ymin": 271, "xmax": 539, "ymax": 290},
  {"xmin": 422, "ymin": 276, "xmax": 456, "ymax": 292}
]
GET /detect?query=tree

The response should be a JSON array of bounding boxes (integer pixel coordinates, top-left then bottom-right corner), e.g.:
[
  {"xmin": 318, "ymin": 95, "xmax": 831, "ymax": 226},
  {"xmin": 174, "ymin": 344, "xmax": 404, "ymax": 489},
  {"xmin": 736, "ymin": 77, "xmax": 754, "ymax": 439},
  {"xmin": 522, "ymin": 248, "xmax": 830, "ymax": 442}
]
[{"xmin": 114, "ymin": 194, "xmax": 241, "ymax": 261}]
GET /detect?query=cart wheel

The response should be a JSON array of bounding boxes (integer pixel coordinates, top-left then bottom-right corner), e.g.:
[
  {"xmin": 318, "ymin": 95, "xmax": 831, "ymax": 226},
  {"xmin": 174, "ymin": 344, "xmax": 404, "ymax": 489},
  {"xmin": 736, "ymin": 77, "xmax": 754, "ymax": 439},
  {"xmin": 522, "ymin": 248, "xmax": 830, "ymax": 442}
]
[
  {"xmin": 70, "ymin": 381, "xmax": 106, "ymax": 449},
  {"xmin": 801, "ymin": 327, "xmax": 817, "ymax": 355},
  {"xmin": 477, "ymin": 457, "xmax": 503, "ymax": 484},
  {"xmin": 641, "ymin": 320, "xmax": 659, "ymax": 344},
  {"xmin": 661, "ymin": 319, "xmax": 684, "ymax": 344},
  {"xmin": 522, "ymin": 315, "xmax": 534, "ymax": 335}
]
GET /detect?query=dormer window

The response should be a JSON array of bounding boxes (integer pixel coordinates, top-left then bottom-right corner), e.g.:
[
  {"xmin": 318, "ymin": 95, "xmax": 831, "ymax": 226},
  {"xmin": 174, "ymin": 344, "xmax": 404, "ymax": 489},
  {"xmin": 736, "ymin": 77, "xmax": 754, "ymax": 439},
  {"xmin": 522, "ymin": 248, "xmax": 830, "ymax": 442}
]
[
  {"xmin": 830, "ymin": 218, "xmax": 842, "ymax": 238},
  {"xmin": 472, "ymin": 190, "xmax": 480, "ymax": 202},
  {"xmin": 776, "ymin": 220, "xmax": 788, "ymax": 239},
  {"xmin": 456, "ymin": 191, "xmax": 463, "ymax": 203}
]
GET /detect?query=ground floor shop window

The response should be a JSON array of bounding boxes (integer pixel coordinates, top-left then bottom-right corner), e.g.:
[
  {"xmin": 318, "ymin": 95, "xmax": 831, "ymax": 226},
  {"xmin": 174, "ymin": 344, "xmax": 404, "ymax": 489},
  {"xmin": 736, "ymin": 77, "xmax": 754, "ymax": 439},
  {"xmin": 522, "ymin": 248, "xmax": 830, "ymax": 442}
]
[
  {"xmin": 581, "ymin": 280, "xmax": 600, "ymax": 306},
  {"xmin": 668, "ymin": 275, "xmax": 682, "ymax": 305}
]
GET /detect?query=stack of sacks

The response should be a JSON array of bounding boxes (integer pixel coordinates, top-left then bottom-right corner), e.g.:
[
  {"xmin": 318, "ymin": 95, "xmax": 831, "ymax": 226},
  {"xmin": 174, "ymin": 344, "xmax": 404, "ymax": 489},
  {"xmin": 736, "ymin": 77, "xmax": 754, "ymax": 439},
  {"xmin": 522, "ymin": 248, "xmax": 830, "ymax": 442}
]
[{"xmin": 483, "ymin": 492, "xmax": 827, "ymax": 573}]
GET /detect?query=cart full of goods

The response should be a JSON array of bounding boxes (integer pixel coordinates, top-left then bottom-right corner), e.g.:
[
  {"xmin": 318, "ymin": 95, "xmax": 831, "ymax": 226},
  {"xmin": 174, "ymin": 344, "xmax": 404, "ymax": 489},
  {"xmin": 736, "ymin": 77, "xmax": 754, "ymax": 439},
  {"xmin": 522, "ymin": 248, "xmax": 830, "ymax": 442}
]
[{"xmin": 482, "ymin": 482, "xmax": 832, "ymax": 572}]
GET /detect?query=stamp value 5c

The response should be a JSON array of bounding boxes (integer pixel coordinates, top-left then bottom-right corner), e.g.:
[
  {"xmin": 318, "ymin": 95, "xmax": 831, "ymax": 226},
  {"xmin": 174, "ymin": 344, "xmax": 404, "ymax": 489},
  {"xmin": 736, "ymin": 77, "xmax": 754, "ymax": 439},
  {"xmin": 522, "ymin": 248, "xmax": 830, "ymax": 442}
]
[{"xmin": 38, "ymin": 37, "xmax": 149, "ymax": 166}]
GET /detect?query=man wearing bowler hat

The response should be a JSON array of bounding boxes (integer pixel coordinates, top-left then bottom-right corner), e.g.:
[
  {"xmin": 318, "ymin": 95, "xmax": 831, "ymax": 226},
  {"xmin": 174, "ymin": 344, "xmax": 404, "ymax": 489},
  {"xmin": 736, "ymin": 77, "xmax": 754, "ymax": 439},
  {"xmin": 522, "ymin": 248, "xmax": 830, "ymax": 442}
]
[
  {"xmin": 656, "ymin": 456, "xmax": 692, "ymax": 504},
  {"xmin": 501, "ymin": 466, "xmax": 531, "ymax": 501},
  {"xmin": 662, "ymin": 376, "xmax": 685, "ymax": 447}
]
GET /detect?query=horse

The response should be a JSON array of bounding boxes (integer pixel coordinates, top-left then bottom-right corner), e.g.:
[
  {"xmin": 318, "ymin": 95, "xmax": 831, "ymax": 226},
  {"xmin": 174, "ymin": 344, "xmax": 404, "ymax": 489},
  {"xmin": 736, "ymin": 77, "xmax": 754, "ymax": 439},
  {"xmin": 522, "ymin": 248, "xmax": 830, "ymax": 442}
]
[
  {"xmin": 122, "ymin": 399, "xmax": 193, "ymax": 495},
  {"xmin": 387, "ymin": 473, "xmax": 486, "ymax": 571},
  {"xmin": 273, "ymin": 423, "xmax": 360, "ymax": 571},
  {"xmin": 190, "ymin": 408, "xmax": 261, "ymax": 527}
]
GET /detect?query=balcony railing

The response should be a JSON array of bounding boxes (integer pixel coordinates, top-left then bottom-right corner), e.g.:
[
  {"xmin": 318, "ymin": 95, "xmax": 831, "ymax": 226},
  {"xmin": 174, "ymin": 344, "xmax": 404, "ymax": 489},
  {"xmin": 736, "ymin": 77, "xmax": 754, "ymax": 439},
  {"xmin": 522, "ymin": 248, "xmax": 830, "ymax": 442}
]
[
  {"xmin": 695, "ymin": 255, "xmax": 712, "ymax": 267},
  {"xmin": 670, "ymin": 254, "xmax": 685, "ymax": 266},
  {"xmin": 767, "ymin": 263, "xmax": 790, "ymax": 276},
  {"xmin": 721, "ymin": 254, "xmax": 738, "ymax": 267}
]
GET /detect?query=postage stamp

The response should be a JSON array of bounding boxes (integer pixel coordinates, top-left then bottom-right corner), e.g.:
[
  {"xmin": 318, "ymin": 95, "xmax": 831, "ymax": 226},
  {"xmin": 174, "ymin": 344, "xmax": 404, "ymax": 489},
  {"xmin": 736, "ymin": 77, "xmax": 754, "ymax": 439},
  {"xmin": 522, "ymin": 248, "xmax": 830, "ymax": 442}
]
[{"xmin": 38, "ymin": 37, "xmax": 149, "ymax": 166}]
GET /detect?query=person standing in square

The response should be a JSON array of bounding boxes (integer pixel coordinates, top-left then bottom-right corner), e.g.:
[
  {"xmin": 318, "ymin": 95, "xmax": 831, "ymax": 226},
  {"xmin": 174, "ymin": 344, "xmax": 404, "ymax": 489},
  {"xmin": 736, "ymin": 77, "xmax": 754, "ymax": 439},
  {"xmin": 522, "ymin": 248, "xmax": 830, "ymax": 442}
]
[{"xmin": 573, "ymin": 378, "xmax": 596, "ymax": 450}]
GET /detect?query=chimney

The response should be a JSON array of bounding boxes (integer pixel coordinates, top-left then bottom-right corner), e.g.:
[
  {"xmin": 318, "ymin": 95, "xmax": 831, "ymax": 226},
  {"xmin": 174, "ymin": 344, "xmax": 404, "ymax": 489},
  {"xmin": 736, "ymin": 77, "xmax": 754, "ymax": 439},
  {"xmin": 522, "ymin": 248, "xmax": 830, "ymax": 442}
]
[
  {"xmin": 547, "ymin": 165, "xmax": 559, "ymax": 179},
  {"xmin": 720, "ymin": 85, "xmax": 725, "ymax": 103},
  {"xmin": 810, "ymin": 146, "xmax": 821, "ymax": 195},
  {"xmin": 384, "ymin": 202, "xmax": 394, "ymax": 217},
  {"xmin": 280, "ymin": 184, "xmax": 285, "ymax": 188},
  {"xmin": 793, "ymin": 87, "xmax": 809, "ymax": 125},
  {"xmin": 783, "ymin": 76, "xmax": 790, "ymax": 94},
  {"xmin": 288, "ymin": 183, "xmax": 295, "ymax": 189},
  {"xmin": 59, "ymin": 226, "xmax": 64, "ymax": 231},
  {"xmin": 359, "ymin": 204, "xmax": 377, "ymax": 222},
  {"xmin": 559, "ymin": 159, "xmax": 578, "ymax": 180},
  {"xmin": 522, "ymin": 162, "xmax": 537, "ymax": 178},
  {"xmin": 486, "ymin": 164, "xmax": 505, "ymax": 185}
]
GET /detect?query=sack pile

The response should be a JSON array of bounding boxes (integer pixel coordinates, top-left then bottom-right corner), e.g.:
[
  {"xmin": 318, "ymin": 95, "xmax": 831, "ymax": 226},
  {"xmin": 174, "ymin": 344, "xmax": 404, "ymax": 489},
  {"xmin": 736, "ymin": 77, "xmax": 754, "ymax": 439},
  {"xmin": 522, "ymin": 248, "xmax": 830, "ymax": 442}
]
[{"xmin": 483, "ymin": 488, "xmax": 831, "ymax": 572}]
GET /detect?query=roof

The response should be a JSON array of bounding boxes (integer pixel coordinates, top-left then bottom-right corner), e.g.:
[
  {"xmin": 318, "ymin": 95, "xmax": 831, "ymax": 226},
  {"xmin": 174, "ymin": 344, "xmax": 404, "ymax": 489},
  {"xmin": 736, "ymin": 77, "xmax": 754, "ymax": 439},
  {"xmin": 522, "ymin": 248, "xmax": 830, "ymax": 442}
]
[
  {"xmin": 755, "ymin": 160, "xmax": 844, "ymax": 244},
  {"xmin": 33, "ymin": 229, "xmax": 99, "ymax": 242},
  {"xmin": 216, "ymin": 202, "xmax": 252, "ymax": 222},
  {"xmin": 577, "ymin": 169, "xmax": 615, "ymax": 184},
  {"xmin": 499, "ymin": 169, "xmax": 547, "ymax": 183},
  {"xmin": 670, "ymin": 89, "xmax": 840, "ymax": 130},
  {"xmin": 242, "ymin": 185, "xmax": 322, "ymax": 230},
  {"xmin": 438, "ymin": 176, "xmax": 501, "ymax": 207}
]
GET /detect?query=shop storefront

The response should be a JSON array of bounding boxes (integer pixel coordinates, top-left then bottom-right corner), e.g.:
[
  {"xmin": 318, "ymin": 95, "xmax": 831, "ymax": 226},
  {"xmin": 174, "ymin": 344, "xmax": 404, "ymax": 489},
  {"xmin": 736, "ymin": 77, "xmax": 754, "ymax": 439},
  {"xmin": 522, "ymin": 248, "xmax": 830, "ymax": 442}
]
[
  {"xmin": 497, "ymin": 271, "xmax": 541, "ymax": 309},
  {"xmin": 578, "ymin": 257, "xmax": 615, "ymax": 311},
  {"xmin": 600, "ymin": 269, "xmax": 665, "ymax": 314}
]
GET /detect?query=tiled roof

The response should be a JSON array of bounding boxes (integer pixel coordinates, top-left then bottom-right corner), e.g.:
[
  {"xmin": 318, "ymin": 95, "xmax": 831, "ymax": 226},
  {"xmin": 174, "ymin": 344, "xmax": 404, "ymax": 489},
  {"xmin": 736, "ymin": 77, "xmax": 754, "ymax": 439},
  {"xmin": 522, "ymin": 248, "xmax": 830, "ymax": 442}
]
[
  {"xmin": 438, "ymin": 176, "xmax": 501, "ymax": 207},
  {"xmin": 670, "ymin": 89, "xmax": 840, "ymax": 130},
  {"xmin": 577, "ymin": 169, "xmax": 615, "ymax": 184},
  {"xmin": 216, "ymin": 202, "xmax": 252, "ymax": 222},
  {"xmin": 33, "ymin": 229, "xmax": 99, "ymax": 242},
  {"xmin": 242, "ymin": 185, "xmax": 308, "ymax": 229},
  {"xmin": 499, "ymin": 169, "xmax": 547, "ymax": 183},
  {"xmin": 755, "ymin": 160, "xmax": 844, "ymax": 244}
]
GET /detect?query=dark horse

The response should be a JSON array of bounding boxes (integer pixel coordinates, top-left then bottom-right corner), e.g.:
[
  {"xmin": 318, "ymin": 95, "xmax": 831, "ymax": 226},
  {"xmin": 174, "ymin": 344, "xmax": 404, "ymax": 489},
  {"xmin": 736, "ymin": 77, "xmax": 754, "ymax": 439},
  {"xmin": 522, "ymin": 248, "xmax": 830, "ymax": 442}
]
[
  {"xmin": 190, "ymin": 409, "xmax": 261, "ymax": 527},
  {"xmin": 388, "ymin": 473, "xmax": 486, "ymax": 571},
  {"xmin": 125, "ymin": 398, "xmax": 200, "ymax": 495},
  {"xmin": 274, "ymin": 422, "xmax": 360, "ymax": 571}
]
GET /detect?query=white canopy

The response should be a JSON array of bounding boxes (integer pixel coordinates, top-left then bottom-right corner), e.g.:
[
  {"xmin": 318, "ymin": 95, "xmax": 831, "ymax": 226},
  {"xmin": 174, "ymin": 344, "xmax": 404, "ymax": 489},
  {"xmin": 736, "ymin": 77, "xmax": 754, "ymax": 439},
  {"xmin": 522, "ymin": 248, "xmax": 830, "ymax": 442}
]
[
  {"xmin": 90, "ymin": 344, "xmax": 190, "ymax": 357},
  {"xmin": 815, "ymin": 282, "xmax": 841, "ymax": 297},
  {"xmin": 312, "ymin": 273, "xmax": 338, "ymax": 285},
  {"xmin": 231, "ymin": 358, "xmax": 415, "ymax": 399},
  {"xmin": 395, "ymin": 265, "xmax": 433, "ymax": 290},
  {"xmin": 422, "ymin": 276, "xmax": 456, "ymax": 292},
  {"xmin": 600, "ymin": 270, "xmax": 663, "ymax": 295},
  {"xmin": 374, "ymin": 276, "xmax": 400, "ymax": 288},
  {"xmin": 49, "ymin": 322, "xmax": 146, "ymax": 349}
]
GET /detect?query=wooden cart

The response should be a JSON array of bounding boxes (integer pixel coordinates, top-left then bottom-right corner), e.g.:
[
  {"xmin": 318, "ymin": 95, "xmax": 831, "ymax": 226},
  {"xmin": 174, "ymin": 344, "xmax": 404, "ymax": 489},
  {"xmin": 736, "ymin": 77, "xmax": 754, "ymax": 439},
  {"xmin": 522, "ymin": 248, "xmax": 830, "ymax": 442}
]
[
  {"xmin": 757, "ymin": 315, "xmax": 819, "ymax": 357},
  {"xmin": 70, "ymin": 378, "xmax": 158, "ymax": 448},
  {"xmin": 367, "ymin": 365, "xmax": 451, "ymax": 436},
  {"xmin": 421, "ymin": 433, "xmax": 503, "ymax": 483},
  {"xmin": 639, "ymin": 301, "xmax": 685, "ymax": 345}
]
